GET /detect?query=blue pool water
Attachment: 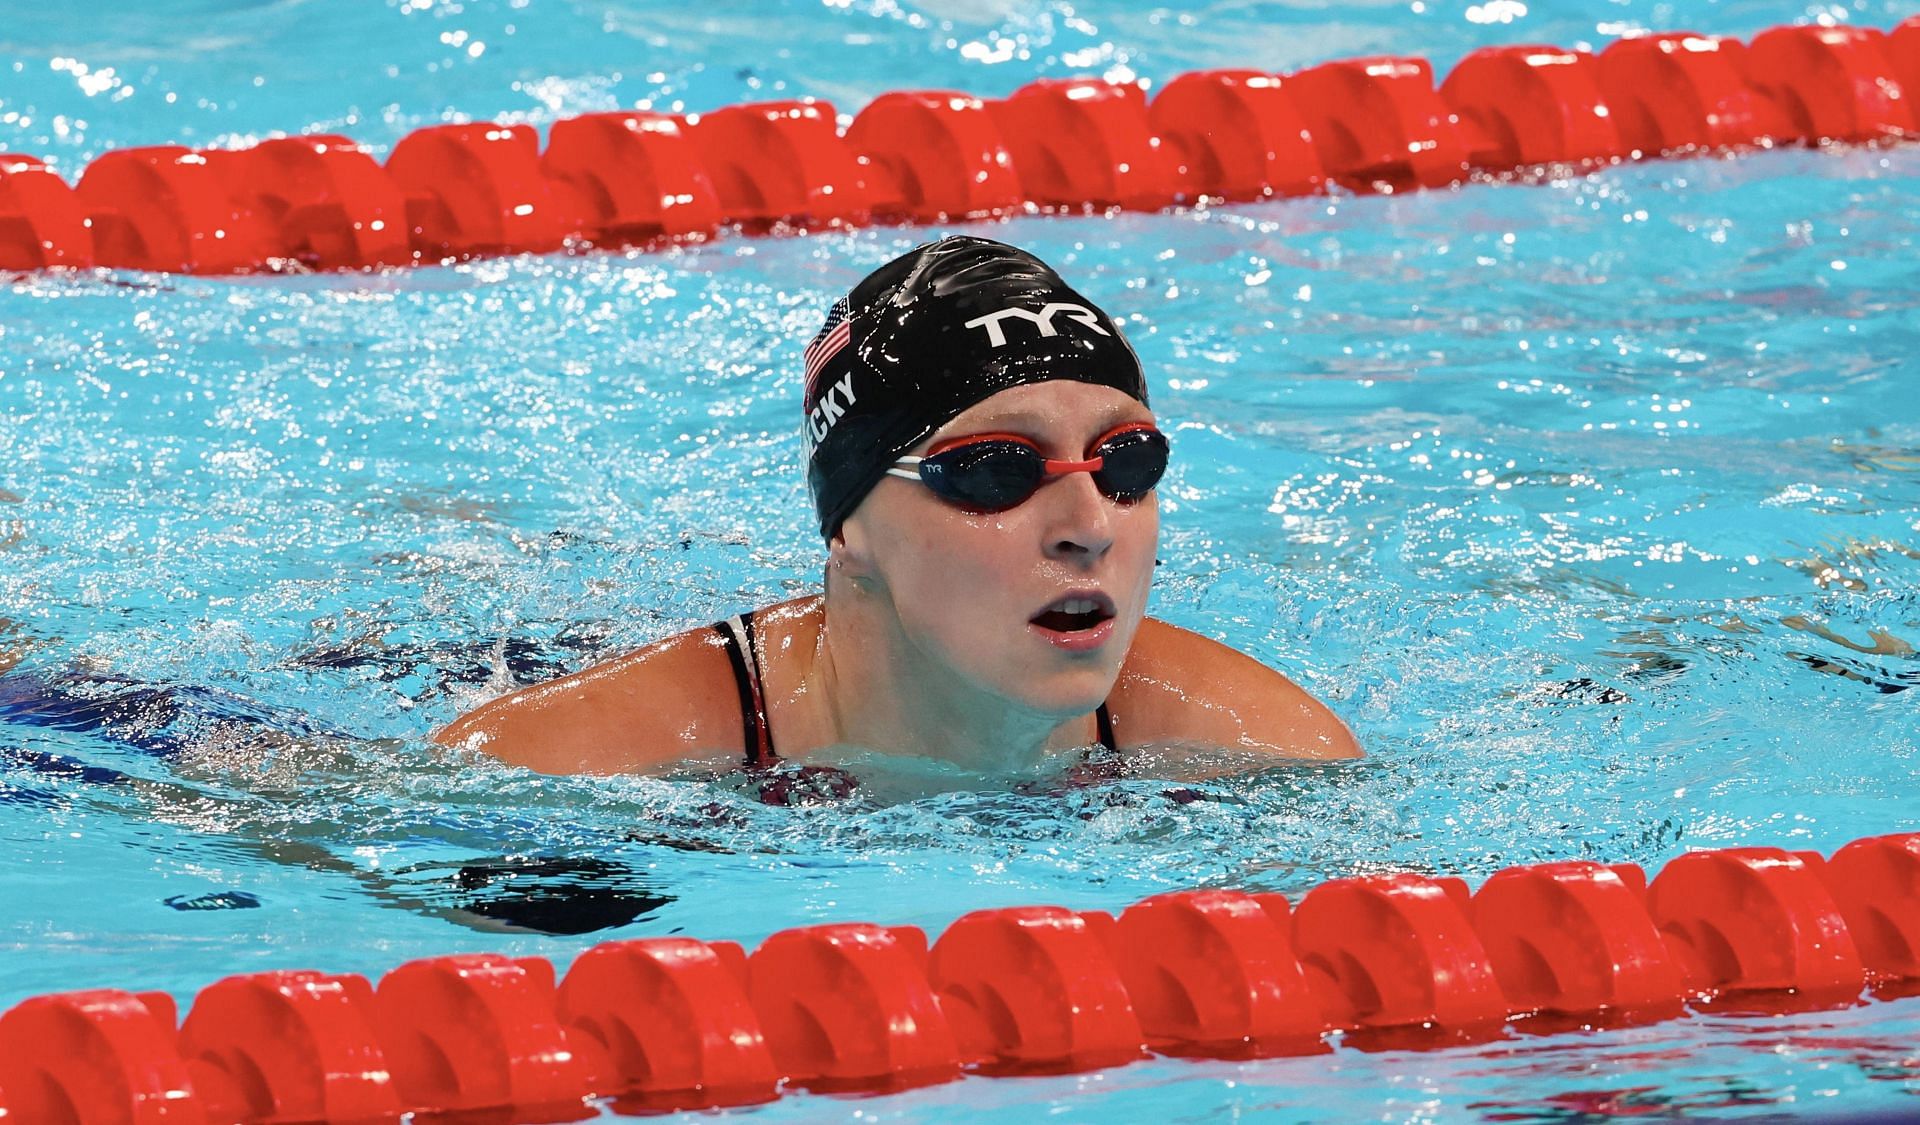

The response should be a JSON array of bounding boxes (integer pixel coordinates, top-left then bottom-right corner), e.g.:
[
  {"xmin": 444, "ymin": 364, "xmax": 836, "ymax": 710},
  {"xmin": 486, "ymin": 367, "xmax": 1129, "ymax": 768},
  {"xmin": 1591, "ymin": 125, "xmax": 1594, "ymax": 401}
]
[{"xmin": 4, "ymin": 0, "xmax": 1920, "ymax": 1119}]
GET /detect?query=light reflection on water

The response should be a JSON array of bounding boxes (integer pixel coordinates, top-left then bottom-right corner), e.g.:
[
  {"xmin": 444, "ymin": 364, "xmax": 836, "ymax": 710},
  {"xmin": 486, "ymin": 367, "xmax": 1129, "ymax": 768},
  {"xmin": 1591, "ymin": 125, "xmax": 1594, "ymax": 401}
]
[{"xmin": 2, "ymin": 0, "xmax": 1920, "ymax": 1118}]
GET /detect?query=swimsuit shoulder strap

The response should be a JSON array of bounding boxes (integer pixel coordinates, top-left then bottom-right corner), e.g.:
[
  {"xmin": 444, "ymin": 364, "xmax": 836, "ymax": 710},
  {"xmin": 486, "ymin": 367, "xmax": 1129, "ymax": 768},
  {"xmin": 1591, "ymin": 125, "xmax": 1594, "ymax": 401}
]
[
  {"xmin": 1095, "ymin": 702, "xmax": 1116, "ymax": 754},
  {"xmin": 712, "ymin": 611, "xmax": 776, "ymax": 767}
]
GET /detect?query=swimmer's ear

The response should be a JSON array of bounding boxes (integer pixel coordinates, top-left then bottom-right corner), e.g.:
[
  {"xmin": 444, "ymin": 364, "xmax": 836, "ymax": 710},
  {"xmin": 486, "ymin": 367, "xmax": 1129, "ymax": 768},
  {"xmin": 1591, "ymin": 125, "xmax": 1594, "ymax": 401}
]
[{"xmin": 829, "ymin": 516, "xmax": 879, "ymax": 584}]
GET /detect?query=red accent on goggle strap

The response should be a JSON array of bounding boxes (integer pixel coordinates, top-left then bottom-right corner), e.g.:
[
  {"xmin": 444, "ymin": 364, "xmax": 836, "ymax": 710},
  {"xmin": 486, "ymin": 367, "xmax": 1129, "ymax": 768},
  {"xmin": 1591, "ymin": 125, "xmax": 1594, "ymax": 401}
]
[{"xmin": 1040, "ymin": 456, "xmax": 1103, "ymax": 475}]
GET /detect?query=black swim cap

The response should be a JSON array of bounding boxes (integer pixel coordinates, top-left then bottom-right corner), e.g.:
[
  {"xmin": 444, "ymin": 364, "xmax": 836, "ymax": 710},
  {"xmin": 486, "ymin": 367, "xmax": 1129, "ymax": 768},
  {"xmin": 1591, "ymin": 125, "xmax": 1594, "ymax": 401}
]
[{"xmin": 802, "ymin": 236, "xmax": 1148, "ymax": 539}]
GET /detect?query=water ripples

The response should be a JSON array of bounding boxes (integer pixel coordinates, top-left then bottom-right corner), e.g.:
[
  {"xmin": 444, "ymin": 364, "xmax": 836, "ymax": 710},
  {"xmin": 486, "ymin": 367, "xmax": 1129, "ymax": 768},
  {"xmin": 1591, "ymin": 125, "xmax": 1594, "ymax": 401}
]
[{"xmin": 3, "ymin": 2, "xmax": 1920, "ymax": 1115}]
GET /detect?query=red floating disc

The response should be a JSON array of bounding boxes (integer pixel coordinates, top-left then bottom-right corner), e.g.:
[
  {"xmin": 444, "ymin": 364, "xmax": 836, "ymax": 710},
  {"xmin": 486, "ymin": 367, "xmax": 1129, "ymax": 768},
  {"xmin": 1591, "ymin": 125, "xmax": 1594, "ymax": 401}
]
[
  {"xmin": 1647, "ymin": 847, "xmax": 1866, "ymax": 1007},
  {"xmin": 1148, "ymin": 70, "xmax": 1325, "ymax": 201},
  {"xmin": 374, "ymin": 953, "xmax": 598, "ymax": 1118},
  {"xmin": 0, "ymin": 154, "xmax": 94, "ymax": 270},
  {"xmin": 929, "ymin": 905, "xmax": 1146, "ymax": 1074},
  {"xmin": 846, "ymin": 90, "xmax": 1024, "ymax": 221},
  {"xmin": 987, "ymin": 77, "xmax": 1177, "ymax": 211},
  {"xmin": 1111, "ymin": 889, "xmax": 1327, "ymax": 1057},
  {"xmin": 1741, "ymin": 25, "xmax": 1917, "ymax": 144},
  {"xmin": 1470, "ymin": 860, "xmax": 1685, "ymax": 1021},
  {"xmin": 557, "ymin": 937, "xmax": 778, "ymax": 1109},
  {"xmin": 1810, "ymin": 833, "xmax": 1920, "ymax": 983},
  {"xmin": 178, "ymin": 970, "xmax": 403, "ymax": 1123},
  {"xmin": 746, "ymin": 922, "xmax": 959, "ymax": 1091},
  {"xmin": 1440, "ymin": 45, "xmax": 1626, "ymax": 171},
  {"xmin": 1283, "ymin": 56, "xmax": 1472, "ymax": 192},
  {"xmin": 206, "ymin": 135, "xmax": 412, "ymax": 270},
  {"xmin": 0, "ymin": 989, "xmax": 207, "ymax": 1124},
  {"xmin": 542, "ymin": 111, "xmax": 723, "ymax": 243},
  {"xmin": 1291, "ymin": 873, "xmax": 1508, "ymax": 1039},
  {"xmin": 1595, "ymin": 34, "xmax": 1794, "ymax": 154},
  {"xmin": 74, "ymin": 146, "xmax": 281, "ymax": 274},
  {"xmin": 685, "ymin": 99, "xmax": 876, "ymax": 228},
  {"xmin": 386, "ymin": 122, "xmax": 582, "ymax": 260},
  {"xmin": 1889, "ymin": 16, "xmax": 1920, "ymax": 103}
]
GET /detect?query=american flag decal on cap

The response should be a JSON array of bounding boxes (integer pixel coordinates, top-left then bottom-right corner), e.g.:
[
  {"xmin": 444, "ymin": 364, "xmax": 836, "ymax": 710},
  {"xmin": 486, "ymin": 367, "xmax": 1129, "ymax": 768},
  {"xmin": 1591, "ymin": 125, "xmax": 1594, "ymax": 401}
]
[{"xmin": 803, "ymin": 297, "xmax": 852, "ymax": 402}]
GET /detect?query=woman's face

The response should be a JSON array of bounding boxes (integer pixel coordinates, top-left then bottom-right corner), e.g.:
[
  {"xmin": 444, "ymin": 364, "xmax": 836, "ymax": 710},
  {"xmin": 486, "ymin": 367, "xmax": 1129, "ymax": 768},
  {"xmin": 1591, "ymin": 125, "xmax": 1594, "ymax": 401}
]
[{"xmin": 841, "ymin": 380, "xmax": 1161, "ymax": 719}]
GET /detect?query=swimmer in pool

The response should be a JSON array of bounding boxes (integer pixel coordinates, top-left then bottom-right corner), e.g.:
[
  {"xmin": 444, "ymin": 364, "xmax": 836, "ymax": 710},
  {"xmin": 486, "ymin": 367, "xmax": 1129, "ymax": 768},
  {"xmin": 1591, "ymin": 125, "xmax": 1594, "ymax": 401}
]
[{"xmin": 435, "ymin": 236, "xmax": 1358, "ymax": 782}]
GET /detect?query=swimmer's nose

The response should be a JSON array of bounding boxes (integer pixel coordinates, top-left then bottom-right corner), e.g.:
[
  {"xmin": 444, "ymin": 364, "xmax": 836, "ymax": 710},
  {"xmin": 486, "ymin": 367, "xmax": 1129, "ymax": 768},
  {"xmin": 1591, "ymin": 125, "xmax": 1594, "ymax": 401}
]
[{"xmin": 1042, "ymin": 469, "xmax": 1114, "ymax": 565}]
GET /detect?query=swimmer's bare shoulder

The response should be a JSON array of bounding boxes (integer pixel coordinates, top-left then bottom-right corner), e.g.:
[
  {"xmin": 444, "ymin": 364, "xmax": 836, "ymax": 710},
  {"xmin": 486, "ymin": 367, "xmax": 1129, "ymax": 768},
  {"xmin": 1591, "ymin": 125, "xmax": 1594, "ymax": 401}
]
[
  {"xmin": 1111, "ymin": 618, "xmax": 1360, "ymax": 760},
  {"xmin": 431, "ymin": 625, "xmax": 744, "ymax": 774}
]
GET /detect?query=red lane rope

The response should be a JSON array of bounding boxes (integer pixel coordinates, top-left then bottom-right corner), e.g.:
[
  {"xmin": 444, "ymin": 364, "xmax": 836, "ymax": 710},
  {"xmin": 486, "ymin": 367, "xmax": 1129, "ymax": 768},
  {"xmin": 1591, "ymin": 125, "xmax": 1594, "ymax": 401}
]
[
  {"xmin": 0, "ymin": 832, "xmax": 1915, "ymax": 1120},
  {"xmin": 1, "ymin": 20, "xmax": 1917, "ymax": 275},
  {"xmin": 4, "ymin": 18, "xmax": 1919, "ymax": 1122}
]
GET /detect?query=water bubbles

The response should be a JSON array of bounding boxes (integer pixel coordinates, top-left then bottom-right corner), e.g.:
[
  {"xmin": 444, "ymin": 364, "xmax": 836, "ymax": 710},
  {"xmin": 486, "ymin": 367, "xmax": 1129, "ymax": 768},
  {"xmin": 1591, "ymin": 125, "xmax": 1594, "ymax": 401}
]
[
  {"xmin": 1465, "ymin": 0, "xmax": 1529, "ymax": 24},
  {"xmin": 0, "ymin": 12, "xmax": 1917, "ymax": 1116}
]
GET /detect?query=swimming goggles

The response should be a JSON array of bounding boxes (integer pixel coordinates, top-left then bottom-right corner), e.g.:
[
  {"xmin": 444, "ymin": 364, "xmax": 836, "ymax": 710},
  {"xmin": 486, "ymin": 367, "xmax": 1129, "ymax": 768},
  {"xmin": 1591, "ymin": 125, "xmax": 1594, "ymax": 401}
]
[{"xmin": 886, "ymin": 422, "xmax": 1169, "ymax": 513}]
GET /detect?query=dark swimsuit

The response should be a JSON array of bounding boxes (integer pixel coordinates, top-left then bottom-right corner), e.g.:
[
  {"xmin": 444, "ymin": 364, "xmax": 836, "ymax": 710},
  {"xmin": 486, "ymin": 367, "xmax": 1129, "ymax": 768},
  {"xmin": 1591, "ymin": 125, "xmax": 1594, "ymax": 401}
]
[{"xmin": 710, "ymin": 610, "xmax": 1119, "ymax": 803}]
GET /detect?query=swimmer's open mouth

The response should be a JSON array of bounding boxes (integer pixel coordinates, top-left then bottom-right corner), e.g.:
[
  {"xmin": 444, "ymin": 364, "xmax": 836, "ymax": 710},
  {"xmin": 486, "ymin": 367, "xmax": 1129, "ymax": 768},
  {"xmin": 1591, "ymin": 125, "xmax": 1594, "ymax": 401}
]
[{"xmin": 1030, "ymin": 593, "xmax": 1116, "ymax": 633}]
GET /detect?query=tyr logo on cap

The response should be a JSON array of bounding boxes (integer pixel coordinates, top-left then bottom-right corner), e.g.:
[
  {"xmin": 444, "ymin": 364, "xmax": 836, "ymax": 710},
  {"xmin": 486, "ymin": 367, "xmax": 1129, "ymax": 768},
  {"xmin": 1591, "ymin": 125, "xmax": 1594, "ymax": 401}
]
[{"xmin": 963, "ymin": 302, "xmax": 1112, "ymax": 348}]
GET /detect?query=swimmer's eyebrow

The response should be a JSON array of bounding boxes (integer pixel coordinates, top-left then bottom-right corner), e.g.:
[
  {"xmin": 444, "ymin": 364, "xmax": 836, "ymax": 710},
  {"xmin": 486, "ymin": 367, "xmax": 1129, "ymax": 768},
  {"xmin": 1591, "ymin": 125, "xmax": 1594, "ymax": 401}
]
[{"xmin": 955, "ymin": 404, "xmax": 1151, "ymax": 433}]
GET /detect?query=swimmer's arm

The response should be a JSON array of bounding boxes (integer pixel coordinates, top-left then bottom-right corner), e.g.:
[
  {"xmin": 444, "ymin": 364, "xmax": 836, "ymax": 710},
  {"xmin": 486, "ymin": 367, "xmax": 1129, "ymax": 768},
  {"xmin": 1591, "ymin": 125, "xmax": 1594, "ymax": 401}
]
[
  {"xmin": 1109, "ymin": 617, "xmax": 1360, "ymax": 760},
  {"xmin": 431, "ymin": 628, "xmax": 745, "ymax": 775}
]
